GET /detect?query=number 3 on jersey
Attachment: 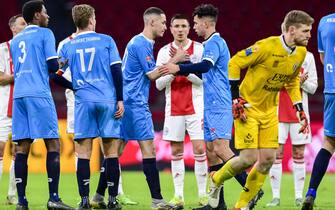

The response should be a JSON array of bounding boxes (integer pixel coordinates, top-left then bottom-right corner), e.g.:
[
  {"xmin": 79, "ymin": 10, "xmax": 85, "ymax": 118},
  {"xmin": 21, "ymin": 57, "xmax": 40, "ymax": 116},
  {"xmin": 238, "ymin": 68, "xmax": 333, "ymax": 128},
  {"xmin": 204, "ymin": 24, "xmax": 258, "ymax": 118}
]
[
  {"xmin": 18, "ymin": 41, "xmax": 27, "ymax": 63},
  {"xmin": 76, "ymin": 47, "xmax": 96, "ymax": 72}
]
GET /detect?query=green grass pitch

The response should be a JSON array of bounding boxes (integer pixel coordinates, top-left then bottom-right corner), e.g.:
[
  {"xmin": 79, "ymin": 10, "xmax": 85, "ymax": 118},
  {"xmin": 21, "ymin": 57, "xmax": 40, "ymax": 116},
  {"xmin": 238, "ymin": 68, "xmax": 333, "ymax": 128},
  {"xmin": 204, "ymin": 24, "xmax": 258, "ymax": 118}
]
[{"xmin": 0, "ymin": 171, "xmax": 335, "ymax": 209}]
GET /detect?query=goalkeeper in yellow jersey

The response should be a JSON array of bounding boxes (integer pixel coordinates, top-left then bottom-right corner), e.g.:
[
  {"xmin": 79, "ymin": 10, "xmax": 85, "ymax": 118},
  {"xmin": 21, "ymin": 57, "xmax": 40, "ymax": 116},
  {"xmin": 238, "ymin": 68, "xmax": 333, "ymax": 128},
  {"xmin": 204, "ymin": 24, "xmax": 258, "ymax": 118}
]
[{"xmin": 208, "ymin": 10, "xmax": 314, "ymax": 210}]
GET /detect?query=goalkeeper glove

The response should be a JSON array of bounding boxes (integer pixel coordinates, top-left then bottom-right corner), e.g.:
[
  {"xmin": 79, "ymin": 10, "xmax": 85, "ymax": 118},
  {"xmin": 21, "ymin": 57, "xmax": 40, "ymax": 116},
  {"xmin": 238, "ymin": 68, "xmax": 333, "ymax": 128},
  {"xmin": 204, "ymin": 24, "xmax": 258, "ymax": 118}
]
[
  {"xmin": 232, "ymin": 97, "xmax": 250, "ymax": 122},
  {"xmin": 294, "ymin": 103, "xmax": 309, "ymax": 134}
]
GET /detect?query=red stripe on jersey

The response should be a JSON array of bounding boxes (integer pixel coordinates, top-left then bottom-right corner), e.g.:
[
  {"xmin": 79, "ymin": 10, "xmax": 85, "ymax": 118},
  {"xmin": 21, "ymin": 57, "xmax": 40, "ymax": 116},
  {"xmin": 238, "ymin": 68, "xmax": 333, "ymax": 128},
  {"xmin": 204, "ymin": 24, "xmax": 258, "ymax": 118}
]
[
  {"xmin": 278, "ymin": 67, "xmax": 304, "ymax": 123},
  {"xmin": 170, "ymin": 41, "xmax": 196, "ymax": 116},
  {"xmin": 6, "ymin": 41, "xmax": 13, "ymax": 117}
]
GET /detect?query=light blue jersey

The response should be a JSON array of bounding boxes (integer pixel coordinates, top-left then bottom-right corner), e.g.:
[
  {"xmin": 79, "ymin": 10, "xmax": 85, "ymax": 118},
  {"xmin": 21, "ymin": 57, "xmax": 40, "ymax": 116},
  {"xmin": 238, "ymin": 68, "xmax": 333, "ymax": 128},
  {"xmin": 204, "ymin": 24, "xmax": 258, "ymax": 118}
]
[
  {"xmin": 202, "ymin": 33, "xmax": 232, "ymax": 109},
  {"xmin": 10, "ymin": 25, "xmax": 58, "ymax": 98},
  {"xmin": 318, "ymin": 13, "xmax": 335, "ymax": 94},
  {"xmin": 122, "ymin": 34, "xmax": 156, "ymax": 105},
  {"xmin": 59, "ymin": 31, "xmax": 121, "ymax": 102}
]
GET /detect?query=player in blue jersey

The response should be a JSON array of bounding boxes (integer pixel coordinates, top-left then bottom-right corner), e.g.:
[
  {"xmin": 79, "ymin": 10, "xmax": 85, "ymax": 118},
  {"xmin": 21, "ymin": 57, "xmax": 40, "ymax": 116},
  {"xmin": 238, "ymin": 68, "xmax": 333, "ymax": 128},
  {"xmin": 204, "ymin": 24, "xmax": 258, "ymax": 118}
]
[
  {"xmin": 58, "ymin": 4, "xmax": 124, "ymax": 210},
  {"xmin": 164, "ymin": 4, "xmax": 264, "ymax": 210},
  {"xmin": 122, "ymin": 7, "xmax": 181, "ymax": 210},
  {"xmin": 10, "ymin": 1, "xmax": 73, "ymax": 210},
  {"xmin": 302, "ymin": 13, "xmax": 335, "ymax": 210}
]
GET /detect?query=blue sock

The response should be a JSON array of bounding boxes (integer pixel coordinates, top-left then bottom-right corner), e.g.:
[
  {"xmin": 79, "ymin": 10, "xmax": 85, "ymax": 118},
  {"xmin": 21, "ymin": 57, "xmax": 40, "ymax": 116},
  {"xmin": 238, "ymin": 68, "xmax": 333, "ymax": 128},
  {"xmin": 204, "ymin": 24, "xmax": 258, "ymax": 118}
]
[
  {"xmin": 106, "ymin": 158, "xmax": 119, "ymax": 197},
  {"xmin": 15, "ymin": 153, "xmax": 28, "ymax": 206},
  {"xmin": 210, "ymin": 163, "xmax": 225, "ymax": 207},
  {"xmin": 77, "ymin": 158, "xmax": 90, "ymax": 197},
  {"xmin": 143, "ymin": 158, "xmax": 163, "ymax": 199},
  {"xmin": 96, "ymin": 159, "xmax": 107, "ymax": 196},
  {"xmin": 307, "ymin": 148, "xmax": 332, "ymax": 198},
  {"xmin": 47, "ymin": 152, "xmax": 60, "ymax": 201}
]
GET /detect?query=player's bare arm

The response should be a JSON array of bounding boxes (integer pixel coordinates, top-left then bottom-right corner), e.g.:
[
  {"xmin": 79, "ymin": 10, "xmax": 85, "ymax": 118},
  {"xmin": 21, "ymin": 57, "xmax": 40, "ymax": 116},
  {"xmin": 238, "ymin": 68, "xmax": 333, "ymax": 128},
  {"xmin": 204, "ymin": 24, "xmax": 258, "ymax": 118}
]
[{"xmin": 0, "ymin": 72, "xmax": 14, "ymax": 86}]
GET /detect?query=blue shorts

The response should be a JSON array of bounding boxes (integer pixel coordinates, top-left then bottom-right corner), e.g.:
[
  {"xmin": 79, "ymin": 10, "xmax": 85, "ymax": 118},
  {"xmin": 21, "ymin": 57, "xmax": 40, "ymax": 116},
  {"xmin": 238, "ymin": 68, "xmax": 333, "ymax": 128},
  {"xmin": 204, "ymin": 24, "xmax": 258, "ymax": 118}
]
[
  {"xmin": 74, "ymin": 101, "xmax": 122, "ymax": 140},
  {"xmin": 122, "ymin": 104, "xmax": 154, "ymax": 141},
  {"xmin": 324, "ymin": 93, "xmax": 335, "ymax": 137},
  {"xmin": 12, "ymin": 97, "xmax": 59, "ymax": 141},
  {"xmin": 204, "ymin": 108, "xmax": 233, "ymax": 141}
]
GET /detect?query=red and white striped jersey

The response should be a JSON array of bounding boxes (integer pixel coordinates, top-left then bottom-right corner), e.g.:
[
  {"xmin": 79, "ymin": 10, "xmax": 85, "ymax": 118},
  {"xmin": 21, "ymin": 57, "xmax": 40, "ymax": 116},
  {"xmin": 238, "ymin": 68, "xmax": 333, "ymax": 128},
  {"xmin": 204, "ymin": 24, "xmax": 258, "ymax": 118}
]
[
  {"xmin": 156, "ymin": 39, "xmax": 204, "ymax": 116},
  {"xmin": 0, "ymin": 40, "xmax": 14, "ymax": 120},
  {"xmin": 278, "ymin": 51, "xmax": 318, "ymax": 122}
]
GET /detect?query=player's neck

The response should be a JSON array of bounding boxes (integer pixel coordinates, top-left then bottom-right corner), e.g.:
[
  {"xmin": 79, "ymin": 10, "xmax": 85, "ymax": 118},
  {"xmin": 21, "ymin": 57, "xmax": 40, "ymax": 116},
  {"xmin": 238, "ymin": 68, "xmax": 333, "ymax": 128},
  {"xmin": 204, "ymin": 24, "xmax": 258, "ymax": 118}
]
[
  {"xmin": 204, "ymin": 28, "xmax": 216, "ymax": 40},
  {"xmin": 173, "ymin": 39, "xmax": 188, "ymax": 47},
  {"xmin": 142, "ymin": 28, "xmax": 155, "ymax": 40},
  {"xmin": 283, "ymin": 34, "xmax": 296, "ymax": 48},
  {"xmin": 77, "ymin": 27, "xmax": 93, "ymax": 34}
]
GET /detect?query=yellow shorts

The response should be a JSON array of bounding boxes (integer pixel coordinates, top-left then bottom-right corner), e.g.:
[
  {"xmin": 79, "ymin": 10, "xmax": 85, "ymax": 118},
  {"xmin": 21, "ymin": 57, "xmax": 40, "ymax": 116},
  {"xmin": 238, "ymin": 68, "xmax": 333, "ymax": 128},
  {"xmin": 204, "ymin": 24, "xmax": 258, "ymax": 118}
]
[{"xmin": 234, "ymin": 111, "xmax": 279, "ymax": 149}]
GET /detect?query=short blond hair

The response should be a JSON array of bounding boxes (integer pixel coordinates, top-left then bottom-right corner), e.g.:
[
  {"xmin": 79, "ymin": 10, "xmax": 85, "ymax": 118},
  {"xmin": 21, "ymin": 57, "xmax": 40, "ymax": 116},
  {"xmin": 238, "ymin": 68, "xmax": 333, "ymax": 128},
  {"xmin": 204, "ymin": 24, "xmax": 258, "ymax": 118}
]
[
  {"xmin": 282, "ymin": 10, "xmax": 314, "ymax": 32},
  {"xmin": 72, "ymin": 4, "xmax": 95, "ymax": 29}
]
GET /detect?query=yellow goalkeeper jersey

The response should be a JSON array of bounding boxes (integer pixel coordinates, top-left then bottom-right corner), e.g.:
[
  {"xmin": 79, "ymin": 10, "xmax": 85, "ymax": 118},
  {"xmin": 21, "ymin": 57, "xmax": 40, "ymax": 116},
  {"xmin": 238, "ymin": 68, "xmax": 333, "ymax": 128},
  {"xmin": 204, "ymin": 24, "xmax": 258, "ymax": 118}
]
[{"xmin": 229, "ymin": 35, "xmax": 306, "ymax": 116}]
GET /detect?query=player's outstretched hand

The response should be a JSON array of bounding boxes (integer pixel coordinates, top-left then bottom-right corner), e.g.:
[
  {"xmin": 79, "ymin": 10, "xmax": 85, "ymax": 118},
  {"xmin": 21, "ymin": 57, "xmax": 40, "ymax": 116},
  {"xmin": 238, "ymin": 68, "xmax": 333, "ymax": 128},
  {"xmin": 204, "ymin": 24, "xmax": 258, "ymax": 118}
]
[
  {"xmin": 163, "ymin": 63, "xmax": 180, "ymax": 75},
  {"xmin": 296, "ymin": 110, "xmax": 309, "ymax": 134},
  {"xmin": 114, "ymin": 101, "xmax": 124, "ymax": 119},
  {"xmin": 232, "ymin": 97, "xmax": 250, "ymax": 122}
]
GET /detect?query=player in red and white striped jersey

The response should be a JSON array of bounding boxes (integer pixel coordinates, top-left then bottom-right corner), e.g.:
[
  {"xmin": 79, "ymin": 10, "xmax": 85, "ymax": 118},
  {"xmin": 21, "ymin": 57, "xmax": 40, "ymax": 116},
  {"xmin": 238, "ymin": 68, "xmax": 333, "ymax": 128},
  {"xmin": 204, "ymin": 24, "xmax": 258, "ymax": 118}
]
[
  {"xmin": 267, "ymin": 51, "xmax": 318, "ymax": 207},
  {"xmin": 156, "ymin": 14, "xmax": 207, "ymax": 208},
  {"xmin": 0, "ymin": 14, "xmax": 26, "ymax": 205}
]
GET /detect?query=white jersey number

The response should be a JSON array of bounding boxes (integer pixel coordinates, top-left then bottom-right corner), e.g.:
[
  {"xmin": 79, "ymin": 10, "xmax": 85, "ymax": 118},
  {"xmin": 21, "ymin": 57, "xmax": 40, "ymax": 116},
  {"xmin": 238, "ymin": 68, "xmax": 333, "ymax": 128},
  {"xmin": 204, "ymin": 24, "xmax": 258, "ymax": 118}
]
[
  {"xmin": 76, "ymin": 47, "xmax": 96, "ymax": 72},
  {"xmin": 18, "ymin": 41, "xmax": 27, "ymax": 64}
]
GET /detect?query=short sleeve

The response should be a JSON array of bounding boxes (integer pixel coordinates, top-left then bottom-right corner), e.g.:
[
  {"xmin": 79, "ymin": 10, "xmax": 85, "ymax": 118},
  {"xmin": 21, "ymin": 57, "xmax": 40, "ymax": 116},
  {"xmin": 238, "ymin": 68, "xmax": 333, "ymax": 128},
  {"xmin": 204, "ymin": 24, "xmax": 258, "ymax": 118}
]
[
  {"xmin": 134, "ymin": 44, "xmax": 156, "ymax": 74},
  {"xmin": 44, "ymin": 29, "xmax": 58, "ymax": 61},
  {"xmin": 109, "ymin": 37, "xmax": 122, "ymax": 66},
  {"xmin": 202, "ymin": 41, "xmax": 220, "ymax": 65}
]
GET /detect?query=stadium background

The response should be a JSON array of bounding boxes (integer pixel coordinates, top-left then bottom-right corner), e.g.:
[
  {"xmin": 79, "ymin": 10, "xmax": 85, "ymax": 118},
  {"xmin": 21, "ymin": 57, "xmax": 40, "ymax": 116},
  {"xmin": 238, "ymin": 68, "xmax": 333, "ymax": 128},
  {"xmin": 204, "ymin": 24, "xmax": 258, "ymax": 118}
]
[{"xmin": 1, "ymin": 0, "xmax": 335, "ymax": 173}]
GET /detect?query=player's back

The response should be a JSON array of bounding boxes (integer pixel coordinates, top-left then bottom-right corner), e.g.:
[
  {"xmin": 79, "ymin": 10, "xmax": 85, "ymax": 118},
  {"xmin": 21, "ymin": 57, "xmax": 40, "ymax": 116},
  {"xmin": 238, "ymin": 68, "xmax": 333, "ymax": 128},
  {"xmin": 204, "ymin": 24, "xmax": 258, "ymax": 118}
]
[
  {"xmin": 60, "ymin": 31, "xmax": 121, "ymax": 103},
  {"xmin": 318, "ymin": 13, "xmax": 335, "ymax": 93},
  {"xmin": 122, "ymin": 34, "xmax": 156, "ymax": 105},
  {"xmin": 10, "ymin": 25, "xmax": 57, "ymax": 98},
  {"xmin": 202, "ymin": 33, "xmax": 231, "ymax": 109}
]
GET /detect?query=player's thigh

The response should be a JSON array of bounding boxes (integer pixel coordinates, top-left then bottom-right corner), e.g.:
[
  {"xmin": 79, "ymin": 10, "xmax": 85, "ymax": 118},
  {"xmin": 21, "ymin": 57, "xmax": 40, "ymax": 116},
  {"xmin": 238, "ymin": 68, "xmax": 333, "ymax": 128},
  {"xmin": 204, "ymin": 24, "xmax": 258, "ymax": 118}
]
[
  {"xmin": 163, "ymin": 115, "xmax": 185, "ymax": 141},
  {"xmin": 278, "ymin": 122, "xmax": 289, "ymax": 144},
  {"xmin": 138, "ymin": 139, "xmax": 156, "ymax": 158},
  {"xmin": 258, "ymin": 115, "xmax": 279, "ymax": 149},
  {"xmin": 234, "ymin": 114, "xmax": 259, "ymax": 149},
  {"xmin": 74, "ymin": 101, "xmax": 99, "ymax": 139},
  {"xmin": 25, "ymin": 97, "xmax": 59, "ymax": 139},
  {"xmin": 12, "ymin": 98, "xmax": 29, "ymax": 141},
  {"xmin": 185, "ymin": 113, "xmax": 204, "ymax": 140},
  {"xmin": 122, "ymin": 104, "xmax": 154, "ymax": 141},
  {"xmin": 289, "ymin": 123, "xmax": 311, "ymax": 145},
  {"xmin": 204, "ymin": 109, "xmax": 232, "ymax": 142},
  {"xmin": 96, "ymin": 102, "xmax": 122, "ymax": 139},
  {"xmin": 0, "ymin": 117, "xmax": 11, "ymax": 143},
  {"xmin": 75, "ymin": 138, "xmax": 93, "ymax": 159},
  {"xmin": 101, "ymin": 138, "xmax": 122, "ymax": 158},
  {"xmin": 324, "ymin": 93, "xmax": 335, "ymax": 138}
]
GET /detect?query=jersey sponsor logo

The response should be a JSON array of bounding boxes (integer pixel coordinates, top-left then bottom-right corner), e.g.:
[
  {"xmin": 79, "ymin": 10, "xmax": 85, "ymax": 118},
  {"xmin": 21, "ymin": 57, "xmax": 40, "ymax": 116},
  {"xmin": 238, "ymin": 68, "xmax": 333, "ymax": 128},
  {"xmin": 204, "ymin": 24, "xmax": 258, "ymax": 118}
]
[
  {"xmin": 272, "ymin": 54, "xmax": 285, "ymax": 58},
  {"xmin": 262, "ymin": 84, "xmax": 281, "ymax": 92},
  {"xmin": 267, "ymin": 73, "xmax": 291, "ymax": 85}
]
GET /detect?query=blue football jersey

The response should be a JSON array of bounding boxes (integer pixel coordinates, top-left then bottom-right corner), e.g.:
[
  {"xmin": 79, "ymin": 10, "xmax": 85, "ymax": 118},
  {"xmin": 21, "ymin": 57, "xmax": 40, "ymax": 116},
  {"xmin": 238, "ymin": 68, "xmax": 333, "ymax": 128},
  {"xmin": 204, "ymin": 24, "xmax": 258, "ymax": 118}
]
[
  {"xmin": 202, "ymin": 33, "xmax": 232, "ymax": 109},
  {"xmin": 59, "ymin": 31, "xmax": 121, "ymax": 102},
  {"xmin": 10, "ymin": 25, "xmax": 58, "ymax": 98},
  {"xmin": 122, "ymin": 34, "xmax": 156, "ymax": 104},
  {"xmin": 318, "ymin": 13, "xmax": 335, "ymax": 93}
]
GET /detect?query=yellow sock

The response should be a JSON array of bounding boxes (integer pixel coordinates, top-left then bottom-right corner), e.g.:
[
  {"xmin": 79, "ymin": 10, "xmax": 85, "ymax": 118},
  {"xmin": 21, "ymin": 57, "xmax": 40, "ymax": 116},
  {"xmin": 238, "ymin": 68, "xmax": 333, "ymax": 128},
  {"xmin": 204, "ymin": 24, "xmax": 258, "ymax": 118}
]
[
  {"xmin": 212, "ymin": 159, "xmax": 237, "ymax": 186},
  {"xmin": 235, "ymin": 167, "xmax": 267, "ymax": 208}
]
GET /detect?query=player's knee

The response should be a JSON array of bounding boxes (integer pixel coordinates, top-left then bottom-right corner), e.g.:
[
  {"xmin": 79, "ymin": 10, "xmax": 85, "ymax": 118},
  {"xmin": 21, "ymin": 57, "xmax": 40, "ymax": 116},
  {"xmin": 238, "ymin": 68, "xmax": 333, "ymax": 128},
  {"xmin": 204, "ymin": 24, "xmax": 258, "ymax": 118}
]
[
  {"xmin": 259, "ymin": 155, "xmax": 275, "ymax": 171},
  {"xmin": 239, "ymin": 154, "xmax": 257, "ymax": 168},
  {"xmin": 193, "ymin": 143, "xmax": 205, "ymax": 154}
]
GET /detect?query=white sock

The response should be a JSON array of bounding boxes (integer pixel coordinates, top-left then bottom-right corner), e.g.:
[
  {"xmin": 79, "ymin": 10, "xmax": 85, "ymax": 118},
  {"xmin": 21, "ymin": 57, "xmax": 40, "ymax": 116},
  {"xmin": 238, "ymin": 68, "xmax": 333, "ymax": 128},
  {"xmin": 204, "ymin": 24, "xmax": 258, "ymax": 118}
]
[
  {"xmin": 269, "ymin": 162, "xmax": 282, "ymax": 199},
  {"xmin": 118, "ymin": 164, "xmax": 124, "ymax": 195},
  {"xmin": 194, "ymin": 153, "xmax": 207, "ymax": 197},
  {"xmin": 293, "ymin": 159, "xmax": 305, "ymax": 199},
  {"xmin": 8, "ymin": 159, "xmax": 16, "ymax": 196},
  {"xmin": 171, "ymin": 154, "xmax": 184, "ymax": 198}
]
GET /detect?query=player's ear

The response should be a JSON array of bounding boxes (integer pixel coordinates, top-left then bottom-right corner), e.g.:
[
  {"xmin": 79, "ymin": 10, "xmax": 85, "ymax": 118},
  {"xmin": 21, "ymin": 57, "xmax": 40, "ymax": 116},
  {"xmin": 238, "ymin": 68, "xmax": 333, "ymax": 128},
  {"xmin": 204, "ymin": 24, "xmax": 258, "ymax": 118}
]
[{"xmin": 288, "ymin": 25, "xmax": 296, "ymax": 35}]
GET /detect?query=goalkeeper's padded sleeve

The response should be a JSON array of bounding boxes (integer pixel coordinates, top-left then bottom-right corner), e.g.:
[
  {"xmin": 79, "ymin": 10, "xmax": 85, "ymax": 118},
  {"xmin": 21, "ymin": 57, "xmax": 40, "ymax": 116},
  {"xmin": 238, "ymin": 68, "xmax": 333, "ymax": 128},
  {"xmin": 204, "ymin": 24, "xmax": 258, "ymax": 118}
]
[{"xmin": 110, "ymin": 63, "xmax": 123, "ymax": 101}]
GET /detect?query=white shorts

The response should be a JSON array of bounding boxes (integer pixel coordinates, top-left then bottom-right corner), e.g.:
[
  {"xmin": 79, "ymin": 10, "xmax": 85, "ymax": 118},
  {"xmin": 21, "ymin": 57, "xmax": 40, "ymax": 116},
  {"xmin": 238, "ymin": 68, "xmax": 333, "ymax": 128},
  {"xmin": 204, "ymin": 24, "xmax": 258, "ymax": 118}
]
[
  {"xmin": 66, "ymin": 89, "xmax": 75, "ymax": 134},
  {"xmin": 0, "ymin": 117, "xmax": 12, "ymax": 142},
  {"xmin": 278, "ymin": 122, "xmax": 311, "ymax": 145},
  {"xmin": 163, "ymin": 114, "xmax": 204, "ymax": 141}
]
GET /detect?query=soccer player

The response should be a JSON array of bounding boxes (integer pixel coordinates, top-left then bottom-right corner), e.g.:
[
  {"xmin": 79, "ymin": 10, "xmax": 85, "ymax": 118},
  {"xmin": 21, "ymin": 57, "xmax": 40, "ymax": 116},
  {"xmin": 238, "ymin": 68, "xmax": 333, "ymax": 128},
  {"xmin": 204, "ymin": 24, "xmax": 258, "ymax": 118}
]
[
  {"xmin": 202, "ymin": 10, "xmax": 313, "ymax": 210},
  {"xmin": 58, "ymin": 4, "xmax": 124, "ymax": 210},
  {"xmin": 267, "ymin": 51, "xmax": 317, "ymax": 207},
  {"xmin": 10, "ymin": 1, "xmax": 73, "ymax": 210},
  {"xmin": 155, "ymin": 14, "xmax": 207, "ymax": 208},
  {"xmin": 0, "ymin": 14, "xmax": 26, "ymax": 205},
  {"xmin": 301, "ymin": 13, "xmax": 335, "ymax": 210},
  {"xmin": 122, "ymin": 7, "xmax": 179, "ymax": 210},
  {"xmin": 163, "ymin": 4, "xmax": 257, "ymax": 210}
]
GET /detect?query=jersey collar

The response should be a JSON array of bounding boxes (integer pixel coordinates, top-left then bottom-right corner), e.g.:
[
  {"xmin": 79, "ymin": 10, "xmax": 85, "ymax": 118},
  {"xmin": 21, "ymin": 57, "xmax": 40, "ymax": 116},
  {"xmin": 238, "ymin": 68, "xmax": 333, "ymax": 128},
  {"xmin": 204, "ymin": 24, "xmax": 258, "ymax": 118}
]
[
  {"xmin": 172, "ymin": 39, "xmax": 191, "ymax": 50},
  {"xmin": 77, "ymin": 31, "xmax": 95, "ymax": 36},
  {"xmin": 25, "ymin": 24, "xmax": 39, "ymax": 29},
  {"xmin": 140, "ymin": 33, "xmax": 155, "ymax": 44},
  {"xmin": 202, "ymin": 32, "xmax": 219, "ymax": 44},
  {"xmin": 280, "ymin": 35, "xmax": 296, "ymax": 54}
]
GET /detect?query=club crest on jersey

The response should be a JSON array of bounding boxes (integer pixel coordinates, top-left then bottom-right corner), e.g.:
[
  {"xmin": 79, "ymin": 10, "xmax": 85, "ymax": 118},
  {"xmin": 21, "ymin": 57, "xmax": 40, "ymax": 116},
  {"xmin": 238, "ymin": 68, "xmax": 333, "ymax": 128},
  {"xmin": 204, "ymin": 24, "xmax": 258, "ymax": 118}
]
[
  {"xmin": 146, "ymin": 56, "xmax": 151, "ymax": 61},
  {"xmin": 245, "ymin": 46, "xmax": 259, "ymax": 56}
]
